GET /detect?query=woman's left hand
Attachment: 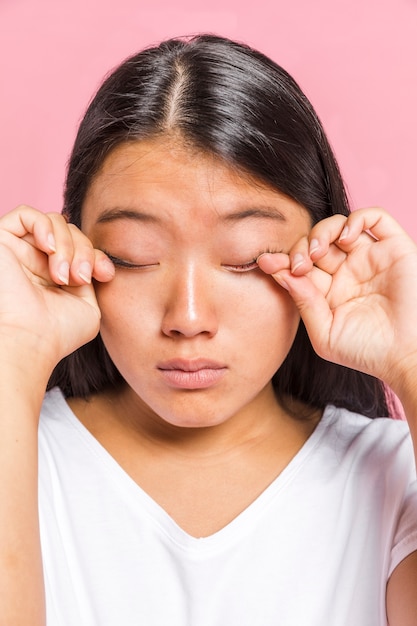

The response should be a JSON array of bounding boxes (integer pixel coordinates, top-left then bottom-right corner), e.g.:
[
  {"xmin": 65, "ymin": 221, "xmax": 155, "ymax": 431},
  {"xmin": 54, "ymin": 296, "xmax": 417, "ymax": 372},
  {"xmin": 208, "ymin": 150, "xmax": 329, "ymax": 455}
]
[{"xmin": 257, "ymin": 207, "xmax": 417, "ymax": 396}]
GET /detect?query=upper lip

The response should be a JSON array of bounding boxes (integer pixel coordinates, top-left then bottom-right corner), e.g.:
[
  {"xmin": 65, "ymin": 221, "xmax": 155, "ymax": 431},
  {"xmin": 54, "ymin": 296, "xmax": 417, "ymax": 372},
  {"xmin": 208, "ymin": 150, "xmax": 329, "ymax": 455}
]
[{"xmin": 157, "ymin": 359, "xmax": 227, "ymax": 372}]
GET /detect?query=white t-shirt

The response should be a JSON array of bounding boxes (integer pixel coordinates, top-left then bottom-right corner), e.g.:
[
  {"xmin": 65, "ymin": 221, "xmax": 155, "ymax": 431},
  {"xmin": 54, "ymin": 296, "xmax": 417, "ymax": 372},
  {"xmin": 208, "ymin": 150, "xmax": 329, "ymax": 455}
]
[{"xmin": 38, "ymin": 388, "xmax": 417, "ymax": 626}]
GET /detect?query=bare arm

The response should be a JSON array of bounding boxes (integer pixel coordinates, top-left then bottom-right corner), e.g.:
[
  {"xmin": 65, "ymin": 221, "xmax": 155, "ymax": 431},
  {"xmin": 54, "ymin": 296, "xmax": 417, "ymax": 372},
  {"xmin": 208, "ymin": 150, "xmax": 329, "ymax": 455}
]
[
  {"xmin": 0, "ymin": 206, "xmax": 114, "ymax": 625},
  {"xmin": 0, "ymin": 362, "xmax": 47, "ymax": 625},
  {"xmin": 385, "ymin": 369, "xmax": 417, "ymax": 625},
  {"xmin": 386, "ymin": 551, "xmax": 417, "ymax": 626},
  {"xmin": 258, "ymin": 207, "xmax": 417, "ymax": 623}
]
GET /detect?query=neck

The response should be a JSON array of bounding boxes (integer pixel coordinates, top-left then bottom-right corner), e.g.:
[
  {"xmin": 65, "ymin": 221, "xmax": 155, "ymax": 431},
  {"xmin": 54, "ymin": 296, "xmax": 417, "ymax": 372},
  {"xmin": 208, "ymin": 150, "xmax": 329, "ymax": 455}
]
[
  {"xmin": 68, "ymin": 384, "xmax": 322, "ymax": 538},
  {"xmin": 69, "ymin": 383, "xmax": 321, "ymax": 461}
]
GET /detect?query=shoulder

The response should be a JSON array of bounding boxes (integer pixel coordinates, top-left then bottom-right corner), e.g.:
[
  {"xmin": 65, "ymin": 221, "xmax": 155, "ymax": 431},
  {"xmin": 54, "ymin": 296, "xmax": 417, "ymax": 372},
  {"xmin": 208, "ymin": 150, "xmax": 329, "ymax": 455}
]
[
  {"xmin": 319, "ymin": 407, "xmax": 417, "ymax": 566},
  {"xmin": 320, "ymin": 405, "xmax": 414, "ymax": 478},
  {"xmin": 324, "ymin": 404, "xmax": 411, "ymax": 447},
  {"xmin": 39, "ymin": 387, "xmax": 72, "ymax": 429},
  {"xmin": 38, "ymin": 387, "xmax": 83, "ymax": 452},
  {"xmin": 40, "ymin": 386, "xmax": 67, "ymax": 414}
]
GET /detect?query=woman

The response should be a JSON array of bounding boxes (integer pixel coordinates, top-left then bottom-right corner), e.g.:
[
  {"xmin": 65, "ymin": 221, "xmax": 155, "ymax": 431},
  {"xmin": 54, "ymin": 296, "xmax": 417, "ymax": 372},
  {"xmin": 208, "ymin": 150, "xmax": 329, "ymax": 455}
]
[{"xmin": 1, "ymin": 34, "xmax": 416, "ymax": 625}]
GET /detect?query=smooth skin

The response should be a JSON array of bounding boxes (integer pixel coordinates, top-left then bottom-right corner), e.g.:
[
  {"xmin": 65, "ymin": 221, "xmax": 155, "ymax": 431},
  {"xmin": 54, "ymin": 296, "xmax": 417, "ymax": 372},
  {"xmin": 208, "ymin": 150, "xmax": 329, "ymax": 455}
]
[
  {"xmin": 1, "ymin": 138, "xmax": 417, "ymax": 624},
  {"xmin": 0, "ymin": 209, "xmax": 114, "ymax": 625},
  {"xmin": 74, "ymin": 139, "xmax": 320, "ymax": 538},
  {"xmin": 257, "ymin": 208, "xmax": 417, "ymax": 625}
]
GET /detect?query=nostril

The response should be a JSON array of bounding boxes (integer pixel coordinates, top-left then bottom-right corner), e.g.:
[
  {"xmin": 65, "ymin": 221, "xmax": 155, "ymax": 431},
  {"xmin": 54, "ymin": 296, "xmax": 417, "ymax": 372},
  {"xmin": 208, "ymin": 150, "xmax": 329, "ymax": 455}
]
[{"xmin": 161, "ymin": 272, "xmax": 218, "ymax": 338}]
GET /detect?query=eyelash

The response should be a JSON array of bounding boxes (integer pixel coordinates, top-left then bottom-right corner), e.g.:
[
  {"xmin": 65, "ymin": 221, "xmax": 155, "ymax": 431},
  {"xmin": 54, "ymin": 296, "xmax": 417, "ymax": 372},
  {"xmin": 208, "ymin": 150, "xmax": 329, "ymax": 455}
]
[
  {"xmin": 223, "ymin": 248, "xmax": 279, "ymax": 273},
  {"xmin": 103, "ymin": 249, "xmax": 280, "ymax": 272},
  {"xmin": 223, "ymin": 260, "xmax": 259, "ymax": 272},
  {"xmin": 103, "ymin": 253, "xmax": 157, "ymax": 270}
]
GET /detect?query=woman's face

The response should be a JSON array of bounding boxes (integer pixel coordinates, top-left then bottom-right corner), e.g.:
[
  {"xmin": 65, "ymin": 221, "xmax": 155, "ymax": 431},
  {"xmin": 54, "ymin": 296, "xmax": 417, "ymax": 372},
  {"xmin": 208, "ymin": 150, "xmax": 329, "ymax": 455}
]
[{"xmin": 82, "ymin": 137, "xmax": 311, "ymax": 429}]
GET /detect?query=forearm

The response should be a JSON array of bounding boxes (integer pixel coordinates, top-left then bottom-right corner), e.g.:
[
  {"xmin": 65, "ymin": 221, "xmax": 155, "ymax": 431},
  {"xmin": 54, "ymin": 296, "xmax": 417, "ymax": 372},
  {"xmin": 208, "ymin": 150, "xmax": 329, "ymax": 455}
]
[{"xmin": 0, "ymin": 357, "xmax": 48, "ymax": 626}]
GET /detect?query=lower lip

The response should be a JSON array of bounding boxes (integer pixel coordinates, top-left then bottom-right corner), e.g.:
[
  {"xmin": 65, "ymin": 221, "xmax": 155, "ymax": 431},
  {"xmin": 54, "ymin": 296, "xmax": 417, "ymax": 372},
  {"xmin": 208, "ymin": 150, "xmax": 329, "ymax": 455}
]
[{"xmin": 158, "ymin": 368, "xmax": 227, "ymax": 389}]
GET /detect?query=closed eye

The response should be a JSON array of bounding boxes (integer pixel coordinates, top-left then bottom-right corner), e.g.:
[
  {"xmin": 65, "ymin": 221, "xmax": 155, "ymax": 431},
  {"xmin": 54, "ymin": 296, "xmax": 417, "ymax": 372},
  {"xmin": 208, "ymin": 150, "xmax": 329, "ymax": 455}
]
[
  {"xmin": 103, "ymin": 252, "xmax": 159, "ymax": 269},
  {"xmin": 104, "ymin": 249, "xmax": 281, "ymax": 272},
  {"xmin": 223, "ymin": 248, "xmax": 281, "ymax": 273},
  {"xmin": 222, "ymin": 259, "xmax": 259, "ymax": 273}
]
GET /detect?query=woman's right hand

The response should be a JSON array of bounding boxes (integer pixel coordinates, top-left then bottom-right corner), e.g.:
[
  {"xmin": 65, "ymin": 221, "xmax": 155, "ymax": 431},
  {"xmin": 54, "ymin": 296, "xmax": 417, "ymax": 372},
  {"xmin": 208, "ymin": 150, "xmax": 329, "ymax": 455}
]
[{"xmin": 0, "ymin": 205, "xmax": 115, "ymax": 377}]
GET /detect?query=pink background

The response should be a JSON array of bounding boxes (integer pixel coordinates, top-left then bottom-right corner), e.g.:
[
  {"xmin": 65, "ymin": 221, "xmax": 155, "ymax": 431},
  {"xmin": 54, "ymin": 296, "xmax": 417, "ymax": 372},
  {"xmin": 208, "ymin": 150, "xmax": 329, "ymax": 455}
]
[{"xmin": 1, "ymin": 0, "xmax": 417, "ymax": 238}]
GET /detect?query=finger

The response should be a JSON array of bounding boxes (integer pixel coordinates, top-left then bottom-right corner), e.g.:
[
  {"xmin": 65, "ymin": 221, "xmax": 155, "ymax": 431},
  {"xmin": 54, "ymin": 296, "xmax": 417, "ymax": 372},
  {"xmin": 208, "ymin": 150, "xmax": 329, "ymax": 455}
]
[
  {"xmin": 92, "ymin": 249, "xmax": 115, "ymax": 283},
  {"xmin": 257, "ymin": 249, "xmax": 332, "ymax": 296},
  {"xmin": 0, "ymin": 205, "xmax": 57, "ymax": 255},
  {"xmin": 60, "ymin": 283, "xmax": 102, "ymax": 321},
  {"xmin": 257, "ymin": 239, "xmax": 314, "ymax": 277},
  {"xmin": 50, "ymin": 219, "xmax": 115, "ymax": 285},
  {"xmin": 310, "ymin": 243, "xmax": 347, "ymax": 275},
  {"xmin": 46, "ymin": 213, "xmax": 78, "ymax": 285},
  {"xmin": 0, "ymin": 207, "xmax": 115, "ymax": 287},
  {"xmin": 257, "ymin": 252, "xmax": 291, "ymax": 274},
  {"xmin": 0, "ymin": 240, "xmax": 51, "ymax": 290},
  {"xmin": 49, "ymin": 218, "xmax": 115, "ymax": 285},
  {"xmin": 48, "ymin": 216, "xmax": 114, "ymax": 286},
  {"xmin": 2, "ymin": 209, "xmax": 76, "ymax": 286},
  {"xmin": 290, "ymin": 231, "xmax": 348, "ymax": 277},
  {"xmin": 287, "ymin": 236, "xmax": 313, "ymax": 276},
  {"xmin": 308, "ymin": 212, "xmax": 375, "ymax": 261},
  {"xmin": 335, "ymin": 207, "xmax": 410, "ymax": 246},
  {"xmin": 308, "ymin": 207, "xmax": 408, "ymax": 261},
  {"xmin": 266, "ymin": 269, "xmax": 334, "ymax": 360},
  {"xmin": 258, "ymin": 236, "xmax": 346, "ymax": 279},
  {"xmin": 65, "ymin": 223, "xmax": 96, "ymax": 284},
  {"xmin": 308, "ymin": 214, "xmax": 347, "ymax": 258}
]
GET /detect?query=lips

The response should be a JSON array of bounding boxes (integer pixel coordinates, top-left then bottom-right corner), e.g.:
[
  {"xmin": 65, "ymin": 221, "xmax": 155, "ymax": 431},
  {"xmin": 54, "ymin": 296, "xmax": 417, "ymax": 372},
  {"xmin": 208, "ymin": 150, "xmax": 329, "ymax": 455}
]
[{"xmin": 157, "ymin": 359, "xmax": 227, "ymax": 389}]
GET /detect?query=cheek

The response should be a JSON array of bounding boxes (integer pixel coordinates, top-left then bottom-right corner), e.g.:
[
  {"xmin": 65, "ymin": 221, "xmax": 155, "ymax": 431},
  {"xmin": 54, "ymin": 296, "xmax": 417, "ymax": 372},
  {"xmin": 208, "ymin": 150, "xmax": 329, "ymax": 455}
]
[
  {"xmin": 94, "ymin": 279, "xmax": 159, "ymax": 350},
  {"xmin": 95, "ymin": 272, "xmax": 299, "ymax": 349},
  {"xmin": 221, "ymin": 276, "xmax": 301, "ymax": 374},
  {"xmin": 239, "ymin": 274, "xmax": 299, "ymax": 327},
  {"xmin": 96, "ymin": 282, "xmax": 162, "ymax": 383},
  {"xmin": 242, "ymin": 288, "xmax": 300, "ymax": 356}
]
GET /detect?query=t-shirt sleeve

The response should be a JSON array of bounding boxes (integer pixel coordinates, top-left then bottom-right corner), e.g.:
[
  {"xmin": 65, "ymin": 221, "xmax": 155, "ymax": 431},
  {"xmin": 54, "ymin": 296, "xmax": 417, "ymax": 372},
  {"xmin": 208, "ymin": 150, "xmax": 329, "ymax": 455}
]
[{"xmin": 388, "ymin": 479, "xmax": 417, "ymax": 578}]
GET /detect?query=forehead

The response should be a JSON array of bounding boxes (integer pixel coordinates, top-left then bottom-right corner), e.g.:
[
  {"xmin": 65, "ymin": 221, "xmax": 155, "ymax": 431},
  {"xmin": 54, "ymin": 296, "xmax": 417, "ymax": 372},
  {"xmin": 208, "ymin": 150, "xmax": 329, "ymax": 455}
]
[{"xmin": 82, "ymin": 137, "xmax": 310, "ymax": 232}]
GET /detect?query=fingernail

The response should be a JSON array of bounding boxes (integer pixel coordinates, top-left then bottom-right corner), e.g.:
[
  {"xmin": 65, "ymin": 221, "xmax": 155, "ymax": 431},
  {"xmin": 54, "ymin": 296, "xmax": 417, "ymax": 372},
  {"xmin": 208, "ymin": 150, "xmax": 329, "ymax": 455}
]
[
  {"xmin": 47, "ymin": 233, "xmax": 56, "ymax": 252},
  {"xmin": 309, "ymin": 238, "xmax": 319, "ymax": 255},
  {"xmin": 57, "ymin": 261, "xmax": 70, "ymax": 285},
  {"xmin": 339, "ymin": 226, "xmax": 349, "ymax": 241},
  {"xmin": 101, "ymin": 257, "xmax": 115, "ymax": 277},
  {"xmin": 78, "ymin": 261, "xmax": 92, "ymax": 283},
  {"xmin": 291, "ymin": 253, "xmax": 304, "ymax": 273}
]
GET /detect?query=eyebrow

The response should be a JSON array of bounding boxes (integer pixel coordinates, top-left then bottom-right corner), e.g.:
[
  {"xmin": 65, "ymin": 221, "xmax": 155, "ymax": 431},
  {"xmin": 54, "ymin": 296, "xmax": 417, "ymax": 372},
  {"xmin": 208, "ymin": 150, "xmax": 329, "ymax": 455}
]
[
  {"xmin": 221, "ymin": 207, "xmax": 286, "ymax": 222},
  {"xmin": 95, "ymin": 206, "xmax": 286, "ymax": 225},
  {"xmin": 96, "ymin": 208, "xmax": 159, "ymax": 224}
]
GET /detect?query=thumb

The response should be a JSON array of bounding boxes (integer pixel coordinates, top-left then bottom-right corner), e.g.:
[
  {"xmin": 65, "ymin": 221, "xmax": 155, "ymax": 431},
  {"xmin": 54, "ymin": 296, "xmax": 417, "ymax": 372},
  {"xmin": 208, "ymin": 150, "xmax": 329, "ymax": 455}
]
[{"xmin": 268, "ymin": 267, "xmax": 334, "ymax": 358}]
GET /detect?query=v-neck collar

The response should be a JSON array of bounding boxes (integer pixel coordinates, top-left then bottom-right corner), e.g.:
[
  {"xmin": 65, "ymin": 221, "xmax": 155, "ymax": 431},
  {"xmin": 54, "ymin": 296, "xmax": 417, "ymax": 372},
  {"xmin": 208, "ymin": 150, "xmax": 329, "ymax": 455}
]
[{"xmin": 48, "ymin": 387, "xmax": 337, "ymax": 552}]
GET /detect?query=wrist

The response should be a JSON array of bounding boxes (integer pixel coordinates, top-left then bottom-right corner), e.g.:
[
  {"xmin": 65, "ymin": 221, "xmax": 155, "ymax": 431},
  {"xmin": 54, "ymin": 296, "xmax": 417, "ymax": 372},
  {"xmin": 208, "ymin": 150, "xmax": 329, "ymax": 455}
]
[
  {"xmin": 384, "ymin": 353, "xmax": 417, "ymax": 425},
  {"xmin": 0, "ymin": 338, "xmax": 54, "ymax": 401},
  {"xmin": 0, "ymin": 329, "xmax": 58, "ymax": 372}
]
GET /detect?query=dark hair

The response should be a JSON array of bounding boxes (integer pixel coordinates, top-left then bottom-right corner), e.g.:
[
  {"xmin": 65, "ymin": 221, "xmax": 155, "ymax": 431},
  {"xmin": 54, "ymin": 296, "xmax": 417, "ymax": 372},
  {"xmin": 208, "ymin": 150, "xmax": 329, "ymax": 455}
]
[{"xmin": 48, "ymin": 34, "xmax": 391, "ymax": 418}]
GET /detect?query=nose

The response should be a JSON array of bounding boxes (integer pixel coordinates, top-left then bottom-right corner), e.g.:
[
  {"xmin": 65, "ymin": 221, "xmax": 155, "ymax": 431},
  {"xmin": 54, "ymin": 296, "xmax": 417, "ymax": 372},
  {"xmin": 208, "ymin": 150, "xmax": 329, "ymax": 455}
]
[{"xmin": 161, "ymin": 263, "xmax": 218, "ymax": 338}]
